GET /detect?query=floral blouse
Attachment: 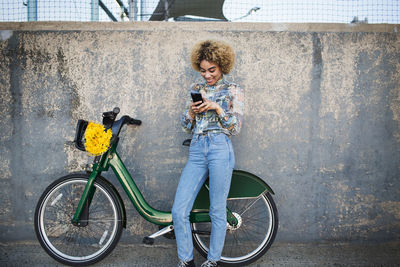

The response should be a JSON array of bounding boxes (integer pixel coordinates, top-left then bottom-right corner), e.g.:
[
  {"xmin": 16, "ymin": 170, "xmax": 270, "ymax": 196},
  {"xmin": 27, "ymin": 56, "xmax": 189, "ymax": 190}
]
[{"xmin": 181, "ymin": 78, "xmax": 244, "ymax": 136}]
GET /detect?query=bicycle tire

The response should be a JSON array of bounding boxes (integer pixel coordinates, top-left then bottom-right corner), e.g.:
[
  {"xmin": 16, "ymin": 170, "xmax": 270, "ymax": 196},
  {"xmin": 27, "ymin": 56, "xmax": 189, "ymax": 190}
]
[
  {"xmin": 191, "ymin": 192, "xmax": 278, "ymax": 266},
  {"xmin": 34, "ymin": 173, "xmax": 123, "ymax": 266}
]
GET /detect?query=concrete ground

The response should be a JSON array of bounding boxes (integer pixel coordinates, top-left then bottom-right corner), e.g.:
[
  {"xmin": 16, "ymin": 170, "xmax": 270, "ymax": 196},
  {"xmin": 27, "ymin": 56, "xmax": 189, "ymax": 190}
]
[{"xmin": 1, "ymin": 241, "xmax": 399, "ymax": 267}]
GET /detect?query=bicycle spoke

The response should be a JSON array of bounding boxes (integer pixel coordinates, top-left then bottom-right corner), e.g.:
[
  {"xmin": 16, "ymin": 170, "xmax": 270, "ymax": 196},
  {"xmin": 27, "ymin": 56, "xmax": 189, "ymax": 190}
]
[
  {"xmin": 192, "ymin": 193, "xmax": 278, "ymax": 265},
  {"xmin": 237, "ymin": 196, "xmax": 262, "ymax": 216},
  {"xmin": 36, "ymin": 176, "xmax": 122, "ymax": 264}
]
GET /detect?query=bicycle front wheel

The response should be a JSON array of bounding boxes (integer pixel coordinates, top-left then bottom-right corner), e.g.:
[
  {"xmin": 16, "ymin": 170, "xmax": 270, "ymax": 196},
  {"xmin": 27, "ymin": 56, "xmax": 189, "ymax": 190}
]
[
  {"xmin": 34, "ymin": 174, "xmax": 123, "ymax": 266},
  {"xmin": 192, "ymin": 192, "xmax": 278, "ymax": 266}
]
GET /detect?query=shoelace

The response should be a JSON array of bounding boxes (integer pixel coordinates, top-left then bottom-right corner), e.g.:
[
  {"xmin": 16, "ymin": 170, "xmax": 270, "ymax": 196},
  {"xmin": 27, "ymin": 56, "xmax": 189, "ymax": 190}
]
[{"xmin": 201, "ymin": 260, "xmax": 217, "ymax": 267}]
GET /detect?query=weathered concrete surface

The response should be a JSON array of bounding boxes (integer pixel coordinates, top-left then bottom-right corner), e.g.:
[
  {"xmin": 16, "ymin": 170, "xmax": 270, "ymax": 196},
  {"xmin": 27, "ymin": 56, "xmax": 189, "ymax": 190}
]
[
  {"xmin": 0, "ymin": 22, "xmax": 399, "ymax": 247},
  {"xmin": 1, "ymin": 241, "xmax": 400, "ymax": 266}
]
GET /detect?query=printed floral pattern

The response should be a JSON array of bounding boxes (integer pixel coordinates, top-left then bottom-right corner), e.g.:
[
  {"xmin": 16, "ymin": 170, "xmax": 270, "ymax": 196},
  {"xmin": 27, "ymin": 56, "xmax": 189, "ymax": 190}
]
[{"xmin": 181, "ymin": 78, "xmax": 244, "ymax": 136}]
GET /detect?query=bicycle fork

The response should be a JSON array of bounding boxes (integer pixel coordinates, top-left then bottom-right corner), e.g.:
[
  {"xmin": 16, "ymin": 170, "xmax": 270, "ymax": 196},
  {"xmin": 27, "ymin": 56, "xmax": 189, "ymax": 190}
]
[{"xmin": 71, "ymin": 162, "xmax": 101, "ymax": 226}]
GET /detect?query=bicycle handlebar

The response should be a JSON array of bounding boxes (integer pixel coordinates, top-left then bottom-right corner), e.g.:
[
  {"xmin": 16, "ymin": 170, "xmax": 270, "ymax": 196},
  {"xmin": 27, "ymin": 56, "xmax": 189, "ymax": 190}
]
[
  {"xmin": 111, "ymin": 115, "xmax": 141, "ymax": 136},
  {"xmin": 130, "ymin": 118, "xmax": 142, "ymax": 126}
]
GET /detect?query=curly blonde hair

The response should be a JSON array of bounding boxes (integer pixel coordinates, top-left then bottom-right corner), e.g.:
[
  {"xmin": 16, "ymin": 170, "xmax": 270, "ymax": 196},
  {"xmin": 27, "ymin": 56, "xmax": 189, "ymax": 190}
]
[{"xmin": 190, "ymin": 40, "xmax": 235, "ymax": 75}]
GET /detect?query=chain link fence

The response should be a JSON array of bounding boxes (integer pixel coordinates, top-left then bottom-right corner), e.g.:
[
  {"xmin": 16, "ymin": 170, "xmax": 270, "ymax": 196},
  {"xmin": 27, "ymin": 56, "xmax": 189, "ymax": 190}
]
[{"xmin": 1, "ymin": 0, "xmax": 399, "ymax": 23}]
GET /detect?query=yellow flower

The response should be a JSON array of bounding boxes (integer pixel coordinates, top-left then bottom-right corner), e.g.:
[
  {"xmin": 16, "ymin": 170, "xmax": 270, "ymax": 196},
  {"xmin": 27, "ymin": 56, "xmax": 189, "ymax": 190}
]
[{"xmin": 84, "ymin": 122, "xmax": 113, "ymax": 156}]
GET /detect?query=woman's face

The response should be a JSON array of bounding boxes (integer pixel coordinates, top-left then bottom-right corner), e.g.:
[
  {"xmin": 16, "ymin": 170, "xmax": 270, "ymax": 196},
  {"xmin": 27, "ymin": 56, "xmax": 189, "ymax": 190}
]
[{"xmin": 200, "ymin": 60, "xmax": 222, "ymax": 86}]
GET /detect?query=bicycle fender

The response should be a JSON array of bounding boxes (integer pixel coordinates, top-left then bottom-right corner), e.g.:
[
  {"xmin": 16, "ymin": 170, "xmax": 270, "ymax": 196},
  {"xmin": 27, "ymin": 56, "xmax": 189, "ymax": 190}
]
[
  {"xmin": 96, "ymin": 175, "xmax": 127, "ymax": 228},
  {"xmin": 228, "ymin": 170, "xmax": 275, "ymax": 198},
  {"xmin": 192, "ymin": 170, "xmax": 274, "ymax": 211}
]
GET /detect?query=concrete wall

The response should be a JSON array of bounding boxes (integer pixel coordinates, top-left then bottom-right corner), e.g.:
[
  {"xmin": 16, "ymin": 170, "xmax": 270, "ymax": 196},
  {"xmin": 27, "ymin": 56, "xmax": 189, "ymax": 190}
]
[{"xmin": 0, "ymin": 22, "xmax": 399, "ymax": 243}]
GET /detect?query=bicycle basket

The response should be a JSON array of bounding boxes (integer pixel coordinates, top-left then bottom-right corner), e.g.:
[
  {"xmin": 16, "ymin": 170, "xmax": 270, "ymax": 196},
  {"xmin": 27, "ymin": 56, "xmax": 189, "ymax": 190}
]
[
  {"xmin": 74, "ymin": 120, "xmax": 113, "ymax": 156},
  {"xmin": 74, "ymin": 119, "xmax": 88, "ymax": 152}
]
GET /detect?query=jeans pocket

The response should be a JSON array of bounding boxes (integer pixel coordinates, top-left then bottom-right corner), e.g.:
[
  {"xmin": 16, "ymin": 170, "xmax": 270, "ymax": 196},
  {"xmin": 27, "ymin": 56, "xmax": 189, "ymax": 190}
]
[
  {"xmin": 189, "ymin": 137, "xmax": 199, "ymax": 149},
  {"xmin": 212, "ymin": 133, "xmax": 228, "ymax": 145},
  {"xmin": 190, "ymin": 138, "xmax": 196, "ymax": 145}
]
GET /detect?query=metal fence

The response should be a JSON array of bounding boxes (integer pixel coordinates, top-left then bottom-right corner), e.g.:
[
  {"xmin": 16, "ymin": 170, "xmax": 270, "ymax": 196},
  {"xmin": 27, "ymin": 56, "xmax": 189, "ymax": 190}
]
[{"xmin": 1, "ymin": 0, "xmax": 399, "ymax": 23}]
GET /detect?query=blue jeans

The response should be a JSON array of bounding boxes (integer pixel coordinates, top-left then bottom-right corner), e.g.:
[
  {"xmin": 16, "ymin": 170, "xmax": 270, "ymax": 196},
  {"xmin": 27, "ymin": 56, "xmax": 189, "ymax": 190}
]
[{"xmin": 172, "ymin": 132, "xmax": 235, "ymax": 262}]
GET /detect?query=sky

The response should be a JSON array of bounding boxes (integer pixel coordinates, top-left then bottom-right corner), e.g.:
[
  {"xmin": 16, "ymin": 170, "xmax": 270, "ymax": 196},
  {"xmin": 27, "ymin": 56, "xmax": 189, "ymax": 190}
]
[
  {"xmin": 223, "ymin": 0, "xmax": 400, "ymax": 23},
  {"xmin": 0, "ymin": 0, "xmax": 399, "ymax": 24}
]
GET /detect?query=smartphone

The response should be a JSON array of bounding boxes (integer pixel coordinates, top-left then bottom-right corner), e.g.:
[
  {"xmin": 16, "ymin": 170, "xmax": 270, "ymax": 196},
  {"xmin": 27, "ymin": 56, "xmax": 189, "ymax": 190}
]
[{"xmin": 191, "ymin": 92, "xmax": 203, "ymax": 106}]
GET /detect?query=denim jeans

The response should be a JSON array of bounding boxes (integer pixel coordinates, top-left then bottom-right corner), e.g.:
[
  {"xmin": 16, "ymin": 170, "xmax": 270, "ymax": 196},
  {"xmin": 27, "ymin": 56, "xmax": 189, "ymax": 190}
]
[{"xmin": 172, "ymin": 132, "xmax": 235, "ymax": 262}]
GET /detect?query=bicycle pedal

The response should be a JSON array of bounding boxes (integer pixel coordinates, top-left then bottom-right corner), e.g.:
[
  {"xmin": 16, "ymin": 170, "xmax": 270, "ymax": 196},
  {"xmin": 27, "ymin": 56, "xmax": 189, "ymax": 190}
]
[{"xmin": 142, "ymin": 236, "xmax": 154, "ymax": 245}]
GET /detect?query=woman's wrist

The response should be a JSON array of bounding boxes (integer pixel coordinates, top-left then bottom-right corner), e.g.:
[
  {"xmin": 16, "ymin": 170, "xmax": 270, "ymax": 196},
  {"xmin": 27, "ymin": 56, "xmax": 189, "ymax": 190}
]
[
  {"xmin": 188, "ymin": 109, "xmax": 195, "ymax": 119},
  {"xmin": 215, "ymin": 106, "xmax": 224, "ymax": 116}
]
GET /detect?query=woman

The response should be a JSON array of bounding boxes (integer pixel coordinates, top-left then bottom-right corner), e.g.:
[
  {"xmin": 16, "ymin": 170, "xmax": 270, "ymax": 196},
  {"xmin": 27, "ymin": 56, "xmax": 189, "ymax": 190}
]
[{"xmin": 172, "ymin": 40, "xmax": 244, "ymax": 267}]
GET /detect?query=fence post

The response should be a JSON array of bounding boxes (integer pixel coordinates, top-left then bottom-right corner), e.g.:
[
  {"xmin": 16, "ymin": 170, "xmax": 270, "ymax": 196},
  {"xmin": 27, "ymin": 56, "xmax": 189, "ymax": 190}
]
[
  {"xmin": 129, "ymin": 0, "xmax": 138, "ymax": 21},
  {"xmin": 91, "ymin": 0, "xmax": 99, "ymax": 21},
  {"xmin": 27, "ymin": 0, "xmax": 37, "ymax": 21},
  {"xmin": 163, "ymin": 0, "xmax": 169, "ymax": 21}
]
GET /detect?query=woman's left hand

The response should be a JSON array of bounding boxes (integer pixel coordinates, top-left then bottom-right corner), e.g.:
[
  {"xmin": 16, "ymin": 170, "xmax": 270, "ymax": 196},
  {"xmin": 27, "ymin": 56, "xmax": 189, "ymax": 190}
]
[{"xmin": 194, "ymin": 98, "xmax": 223, "ymax": 115}]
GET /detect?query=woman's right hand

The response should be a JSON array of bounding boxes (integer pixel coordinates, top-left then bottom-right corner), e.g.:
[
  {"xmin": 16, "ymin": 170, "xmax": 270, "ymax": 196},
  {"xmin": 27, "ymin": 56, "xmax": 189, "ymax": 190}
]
[{"xmin": 189, "ymin": 101, "xmax": 203, "ymax": 116}]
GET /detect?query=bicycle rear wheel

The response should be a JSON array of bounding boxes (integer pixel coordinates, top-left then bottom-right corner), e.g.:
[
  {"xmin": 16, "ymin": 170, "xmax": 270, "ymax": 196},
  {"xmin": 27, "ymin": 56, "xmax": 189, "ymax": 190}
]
[
  {"xmin": 34, "ymin": 174, "xmax": 123, "ymax": 266},
  {"xmin": 192, "ymin": 192, "xmax": 278, "ymax": 266}
]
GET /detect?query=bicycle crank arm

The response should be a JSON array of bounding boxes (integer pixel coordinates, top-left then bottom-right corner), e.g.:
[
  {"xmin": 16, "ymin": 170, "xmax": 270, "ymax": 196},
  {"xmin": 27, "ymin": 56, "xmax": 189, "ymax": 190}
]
[{"xmin": 142, "ymin": 225, "xmax": 174, "ymax": 245}]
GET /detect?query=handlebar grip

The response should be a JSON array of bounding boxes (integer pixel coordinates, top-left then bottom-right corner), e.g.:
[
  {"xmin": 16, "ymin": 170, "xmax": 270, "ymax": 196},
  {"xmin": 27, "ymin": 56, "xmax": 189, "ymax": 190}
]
[{"xmin": 130, "ymin": 118, "xmax": 142, "ymax": 125}]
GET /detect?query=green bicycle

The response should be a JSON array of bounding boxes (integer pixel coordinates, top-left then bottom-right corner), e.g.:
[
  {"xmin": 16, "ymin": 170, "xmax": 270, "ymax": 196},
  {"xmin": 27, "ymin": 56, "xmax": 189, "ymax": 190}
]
[{"xmin": 34, "ymin": 108, "xmax": 278, "ymax": 266}]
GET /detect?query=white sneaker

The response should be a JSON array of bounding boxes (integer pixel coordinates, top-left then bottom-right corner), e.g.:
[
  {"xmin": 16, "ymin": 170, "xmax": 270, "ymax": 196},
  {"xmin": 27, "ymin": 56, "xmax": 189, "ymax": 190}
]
[
  {"xmin": 200, "ymin": 260, "xmax": 217, "ymax": 267},
  {"xmin": 178, "ymin": 259, "xmax": 195, "ymax": 267}
]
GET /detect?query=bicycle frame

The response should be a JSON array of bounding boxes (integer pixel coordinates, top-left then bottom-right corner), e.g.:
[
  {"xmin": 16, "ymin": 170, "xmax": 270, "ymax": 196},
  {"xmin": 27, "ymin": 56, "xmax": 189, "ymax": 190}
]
[{"xmin": 72, "ymin": 137, "xmax": 275, "ymax": 227}]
